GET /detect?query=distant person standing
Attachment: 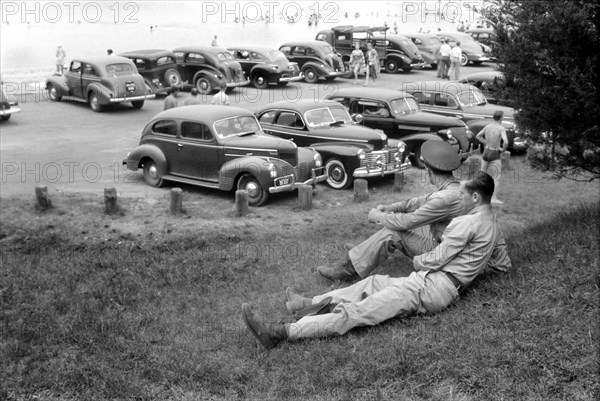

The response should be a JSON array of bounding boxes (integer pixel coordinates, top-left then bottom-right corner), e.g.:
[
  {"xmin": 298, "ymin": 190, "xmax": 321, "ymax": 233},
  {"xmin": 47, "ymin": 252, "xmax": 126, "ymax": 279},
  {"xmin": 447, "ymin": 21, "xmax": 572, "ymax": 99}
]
[
  {"xmin": 364, "ymin": 42, "xmax": 379, "ymax": 86},
  {"xmin": 477, "ymin": 110, "xmax": 508, "ymax": 204},
  {"xmin": 107, "ymin": 49, "xmax": 114, "ymax": 56},
  {"xmin": 349, "ymin": 42, "xmax": 365, "ymax": 85},
  {"xmin": 449, "ymin": 41, "xmax": 462, "ymax": 80},
  {"xmin": 439, "ymin": 39, "xmax": 452, "ymax": 79},
  {"xmin": 211, "ymin": 82, "xmax": 230, "ymax": 105},
  {"xmin": 163, "ymin": 86, "xmax": 180, "ymax": 110},
  {"xmin": 183, "ymin": 88, "xmax": 202, "ymax": 105},
  {"xmin": 55, "ymin": 44, "xmax": 66, "ymax": 75},
  {"xmin": 211, "ymin": 35, "xmax": 218, "ymax": 46}
]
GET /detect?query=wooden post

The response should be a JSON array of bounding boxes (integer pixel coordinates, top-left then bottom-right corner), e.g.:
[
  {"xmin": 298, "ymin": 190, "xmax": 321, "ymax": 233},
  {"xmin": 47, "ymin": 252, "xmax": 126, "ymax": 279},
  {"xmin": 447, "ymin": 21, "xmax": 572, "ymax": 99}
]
[
  {"xmin": 170, "ymin": 188, "xmax": 183, "ymax": 214},
  {"xmin": 297, "ymin": 184, "xmax": 312, "ymax": 210},
  {"xmin": 104, "ymin": 187, "xmax": 118, "ymax": 214},
  {"xmin": 235, "ymin": 190, "xmax": 249, "ymax": 216},
  {"xmin": 353, "ymin": 179, "xmax": 369, "ymax": 203},
  {"xmin": 393, "ymin": 171, "xmax": 405, "ymax": 192},
  {"xmin": 469, "ymin": 156, "xmax": 482, "ymax": 178},
  {"xmin": 35, "ymin": 185, "xmax": 52, "ymax": 210},
  {"xmin": 501, "ymin": 151, "xmax": 511, "ymax": 171}
]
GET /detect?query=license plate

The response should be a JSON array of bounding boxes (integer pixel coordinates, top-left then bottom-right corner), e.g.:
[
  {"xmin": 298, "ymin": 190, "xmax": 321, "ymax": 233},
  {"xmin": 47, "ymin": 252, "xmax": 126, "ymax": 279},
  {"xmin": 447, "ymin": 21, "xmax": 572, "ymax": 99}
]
[
  {"xmin": 126, "ymin": 83, "xmax": 136, "ymax": 92},
  {"xmin": 275, "ymin": 175, "xmax": 293, "ymax": 186}
]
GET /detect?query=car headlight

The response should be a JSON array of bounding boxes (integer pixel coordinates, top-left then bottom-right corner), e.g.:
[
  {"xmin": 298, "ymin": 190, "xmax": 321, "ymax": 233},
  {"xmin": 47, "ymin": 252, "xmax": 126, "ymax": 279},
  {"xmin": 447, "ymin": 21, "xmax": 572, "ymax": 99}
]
[
  {"xmin": 268, "ymin": 162, "xmax": 277, "ymax": 178},
  {"xmin": 357, "ymin": 149, "xmax": 366, "ymax": 160},
  {"xmin": 314, "ymin": 153, "xmax": 323, "ymax": 167},
  {"xmin": 397, "ymin": 141, "xmax": 407, "ymax": 154}
]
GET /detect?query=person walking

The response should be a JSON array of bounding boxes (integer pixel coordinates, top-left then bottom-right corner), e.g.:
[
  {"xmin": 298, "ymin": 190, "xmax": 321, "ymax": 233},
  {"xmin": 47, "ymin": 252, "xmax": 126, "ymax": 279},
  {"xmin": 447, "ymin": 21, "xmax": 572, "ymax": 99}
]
[
  {"xmin": 477, "ymin": 110, "xmax": 509, "ymax": 204},
  {"xmin": 364, "ymin": 42, "xmax": 379, "ymax": 86},
  {"xmin": 349, "ymin": 42, "xmax": 365, "ymax": 85},
  {"xmin": 241, "ymin": 171, "xmax": 512, "ymax": 349},
  {"xmin": 449, "ymin": 41, "xmax": 462, "ymax": 80},
  {"xmin": 183, "ymin": 87, "xmax": 202, "ymax": 105},
  {"xmin": 439, "ymin": 39, "xmax": 452, "ymax": 79},
  {"xmin": 317, "ymin": 141, "xmax": 464, "ymax": 282},
  {"xmin": 55, "ymin": 44, "xmax": 66, "ymax": 75}
]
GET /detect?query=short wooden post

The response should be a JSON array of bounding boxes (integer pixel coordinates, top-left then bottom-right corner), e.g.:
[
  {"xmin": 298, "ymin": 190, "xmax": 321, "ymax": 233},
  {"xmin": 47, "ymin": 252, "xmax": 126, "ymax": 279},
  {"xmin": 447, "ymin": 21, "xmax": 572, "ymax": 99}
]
[
  {"xmin": 353, "ymin": 179, "xmax": 369, "ymax": 203},
  {"xmin": 35, "ymin": 185, "xmax": 52, "ymax": 210},
  {"xmin": 170, "ymin": 188, "xmax": 183, "ymax": 214},
  {"xmin": 501, "ymin": 151, "xmax": 511, "ymax": 171},
  {"xmin": 297, "ymin": 184, "xmax": 313, "ymax": 210},
  {"xmin": 235, "ymin": 190, "xmax": 249, "ymax": 216},
  {"xmin": 393, "ymin": 171, "xmax": 405, "ymax": 192},
  {"xmin": 469, "ymin": 156, "xmax": 482, "ymax": 178},
  {"xmin": 104, "ymin": 187, "xmax": 118, "ymax": 214}
]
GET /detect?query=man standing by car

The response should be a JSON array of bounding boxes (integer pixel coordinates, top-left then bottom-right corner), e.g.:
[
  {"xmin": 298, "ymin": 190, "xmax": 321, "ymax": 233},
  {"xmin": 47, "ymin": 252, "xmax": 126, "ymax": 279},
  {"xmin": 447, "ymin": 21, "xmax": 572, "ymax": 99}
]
[
  {"xmin": 183, "ymin": 88, "xmax": 202, "ymax": 105},
  {"xmin": 449, "ymin": 41, "xmax": 462, "ymax": 80},
  {"xmin": 438, "ymin": 39, "xmax": 452, "ymax": 79},
  {"xmin": 317, "ymin": 141, "xmax": 465, "ymax": 282},
  {"xmin": 163, "ymin": 86, "xmax": 180, "ymax": 110},
  {"xmin": 211, "ymin": 82, "xmax": 230, "ymax": 105},
  {"xmin": 477, "ymin": 110, "xmax": 509, "ymax": 204}
]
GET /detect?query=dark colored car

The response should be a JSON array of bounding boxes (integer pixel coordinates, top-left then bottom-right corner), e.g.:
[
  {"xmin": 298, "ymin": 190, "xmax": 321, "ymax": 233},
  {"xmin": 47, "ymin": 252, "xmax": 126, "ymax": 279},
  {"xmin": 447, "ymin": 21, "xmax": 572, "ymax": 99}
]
[
  {"xmin": 316, "ymin": 25, "xmax": 427, "ymax": 73},
  {"xmin": 227, "ymin": 46, "xmax": 303, "ymax": 89},
  {"xmin": 255, "ymin": 100, "xmax": 409, "ymax": 189},
  {"xmin": 435, "ymin": 32, "xmax": 492, "ymax": 66},
  {"xmin": 278, "ymin": 41, "xmax": 347, "ymax": 83},
  {"xmin": 0, "ymin": 87, "xmax": 21, "ymax": 121},
  {"xmin": 172, "ymin": 46, "xmax": 250, "ymax": 94},
  {"xmin": 123, "ymin": 105, "xmax": 326, "ymax": 206},
  {"xmin": 403, "ymin": 33, "xmax": 442, "ymax": 69},
  {"xmin": 326, "ymin": 87, "xmax": 474, "ymax": 168},
  {"xmin": 465, "ymin": 28, "xmax": 498, "ymax": 49},
  {"xmin": 459, "ymin": 71, "xmax": 511, "ymax": 106},
  {"xmin": 45, "ymin": 56, "xmax": 155, "ymax": 112},
  {"xmin": 398, "ymin": 81, "xmax": 526, "ymax": 152},
  {"xmin": 118, "ymin": 49, "xmax": 182, "ymax": 95}
]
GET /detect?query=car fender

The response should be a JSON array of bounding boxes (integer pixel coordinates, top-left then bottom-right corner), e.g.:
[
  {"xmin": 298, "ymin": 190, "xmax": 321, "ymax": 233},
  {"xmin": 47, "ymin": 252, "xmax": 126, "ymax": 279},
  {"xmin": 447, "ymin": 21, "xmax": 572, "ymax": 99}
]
[
  {"xmin": 308, "ymin": 142, "xmax": 371, "ymax": 159},
  {"xmin": 301, "ymin": 61, "xmax": 330, "ymax": 76},
  {"xmin": 386, "ymin": 50, "xmax": 412, "ymax": 66},
  {"xmin": 399, "ymin": 132, "xmax": 442, "ymax": 152},
  {"xmin": 45, "ymin": 76, "xmax": 69, "ymax": 96},
  {"xmin": 85, "ymin": 82, "xmax": 112, "ymax": 104},
  {"xmin": 193, "ymin": 69, "xmax": 222, "ymax": 87},
  {"xmin": 249, "ymin": 65, "xmax": 276, "ymax": 80},
  {"xmin": 219, "ymin": 155, "xmax": 276, "ymax": 191},
  {"xmin": 125, "ymin": 144, "xmax": 168, "ymax": 175}
]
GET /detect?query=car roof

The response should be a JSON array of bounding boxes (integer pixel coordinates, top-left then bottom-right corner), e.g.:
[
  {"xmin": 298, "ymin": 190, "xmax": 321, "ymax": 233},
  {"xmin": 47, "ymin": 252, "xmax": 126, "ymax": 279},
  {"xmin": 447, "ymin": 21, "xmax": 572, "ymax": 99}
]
[
  {"xmin": 465, "ymin": 28, "xmax": 496, "ymax": 33},
  {"xmin": 460, "ymin": 71, "xmax": 503, "ymax": 81},
  {"xmin": 260, "ymin": 99, "xmax": 344, "ymax": 113},
  {"xmin": 329, "ymin": 87, "xmax": 413, "ymax": 102},
  {"xmin": 227, "ymin": 45, "xmax": 278, "ymax": 54},
  {"xmin": 279, "ymin": 41, "xmax": 331, "ymax": 48},
  {"xmin": 152, "ymin": 105, "xmax": 253, "ymax": 121},
  {"xmin": 72, "ymin": 55, "xmax": 134, "ymax": 66},
  {"xmin": 118, "ymin": 49, "xmax": 175, "ymax": 58},
  {"xmin": 402, "ymin": 32, "xmax": 439, "ymax": 39},
  {"xmin": 398, "ymin": 81, "xmax": 475, "ymax": 94},
  {"xmin": 173, "ymin": 46, "xmax": 230, "ymax": 55},
  {"xmin": 331, "ymin": 25, "xmax": 389, "ymax": 34}
]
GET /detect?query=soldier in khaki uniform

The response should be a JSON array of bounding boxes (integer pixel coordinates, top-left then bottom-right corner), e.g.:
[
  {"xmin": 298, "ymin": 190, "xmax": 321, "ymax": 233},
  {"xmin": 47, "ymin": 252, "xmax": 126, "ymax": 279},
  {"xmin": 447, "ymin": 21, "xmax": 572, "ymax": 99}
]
[{"xmin": 318, "ymin": 140, "xmax": 465, "ymax": 282}]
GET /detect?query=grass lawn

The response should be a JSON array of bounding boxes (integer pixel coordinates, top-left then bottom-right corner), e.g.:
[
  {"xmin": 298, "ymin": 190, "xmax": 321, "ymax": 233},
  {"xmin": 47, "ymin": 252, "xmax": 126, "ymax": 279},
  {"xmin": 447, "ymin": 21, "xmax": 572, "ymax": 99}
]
[{"xmin": 1, "ymin": 156, "xmax": 599, "ymax": 400}]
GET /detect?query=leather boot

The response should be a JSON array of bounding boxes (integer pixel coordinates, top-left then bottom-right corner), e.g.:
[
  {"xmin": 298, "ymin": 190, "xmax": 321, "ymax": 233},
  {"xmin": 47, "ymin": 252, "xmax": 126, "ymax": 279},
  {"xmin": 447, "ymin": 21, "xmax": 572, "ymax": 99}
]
[
  {"xmin": 285, "ymin": 287, "xmax": 312, "ymax": 313},
  {"xmin": 241, "ymin": 303, "xmax": 287, "ymax": 350},
  {"xmin": 317, "ymin": 260, "xmax": 359, "ymax": 281}
]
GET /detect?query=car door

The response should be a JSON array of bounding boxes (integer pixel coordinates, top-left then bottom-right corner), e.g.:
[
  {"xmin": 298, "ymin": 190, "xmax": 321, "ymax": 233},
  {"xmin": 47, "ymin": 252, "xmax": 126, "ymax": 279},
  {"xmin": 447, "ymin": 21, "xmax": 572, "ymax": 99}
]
[
  {"xmin": 429, "ymin": 93, "xmax": 464, "ymax": 119},
  {"xmin": 80, "ymin": 63, "xmax": 100, "ymax": 99},
  {"xmin": 351, "ymin": 100, "xmax": 396, "ymax": 135},
  {"xmin": 171, "ymin": 121, "xmax": 220, "ymax": 182},
  {"xmin": 231, "ymin": 49, "xmax": 254, "ymax": 78},
  {"xmin": 258, "ymin": 110, "xmax": 310, "ymax": 146},
  {"xmin": 65, "ymin": 60, "xmax": 83, "ymax": 98},
  {"xmin": 145, "ymin": 119, "xmax": 180, "ymax": 175}
]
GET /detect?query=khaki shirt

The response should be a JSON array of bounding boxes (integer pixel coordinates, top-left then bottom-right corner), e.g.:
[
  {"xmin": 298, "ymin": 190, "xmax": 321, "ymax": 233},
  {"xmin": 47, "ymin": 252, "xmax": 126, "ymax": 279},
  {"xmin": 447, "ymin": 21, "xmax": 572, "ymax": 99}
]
[
  {"xmin": 413, "ymin": 204, "xmax": 512, "ymax": 286},
  {"xmin": 372, "ymin": 178, "xmax": 463, "ymax": 242}
]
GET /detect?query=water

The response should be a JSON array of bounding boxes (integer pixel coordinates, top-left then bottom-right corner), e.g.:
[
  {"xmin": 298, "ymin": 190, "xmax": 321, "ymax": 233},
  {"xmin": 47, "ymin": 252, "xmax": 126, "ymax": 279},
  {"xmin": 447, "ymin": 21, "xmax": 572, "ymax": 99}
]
[{"xmin": 1, "ymin": 1, "xmax": 469, "ymax": 85}]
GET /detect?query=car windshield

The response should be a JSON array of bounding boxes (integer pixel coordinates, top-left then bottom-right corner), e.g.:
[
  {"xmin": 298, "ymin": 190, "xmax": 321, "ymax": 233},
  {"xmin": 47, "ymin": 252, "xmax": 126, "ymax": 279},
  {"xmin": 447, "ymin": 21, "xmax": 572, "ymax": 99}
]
[
  {"xmin": 305, "ymin": 107, "xmax": 352, "ymax": 127},
  {"xmin": 320, "ymin": 45, "xmax": 335, "ymax": 55},
  {"xmin": 105, "ymin": 63, "xmax": 134, "ymax": 74},
  {"xmin": 267, "ymin": 50, "xmax": 288, "ymax": 60},
  {"xmin": 217, "ymin": 52, "xmax": 235, "ymax": 61},
  {"xmin": 390, "ymin": 97, "xmax": 420, "ymax": 116},
  {"xmin": 213, "ymin": 116, "xmax": 261, "ymax": 137},
  {"xmin": 457, "ymin": 89, "xmax": 487, "ymax": 106},
  {"xmin": 428, "ymin": 37, "xmax": 442, "ymax": 45}
]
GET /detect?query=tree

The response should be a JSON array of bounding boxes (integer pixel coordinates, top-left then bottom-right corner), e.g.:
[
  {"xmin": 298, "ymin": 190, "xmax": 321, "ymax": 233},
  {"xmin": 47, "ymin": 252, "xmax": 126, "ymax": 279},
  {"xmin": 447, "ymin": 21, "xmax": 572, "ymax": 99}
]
[{"xmin": 484, "ymin": 0, "xmax": 600, "ymax": 180}]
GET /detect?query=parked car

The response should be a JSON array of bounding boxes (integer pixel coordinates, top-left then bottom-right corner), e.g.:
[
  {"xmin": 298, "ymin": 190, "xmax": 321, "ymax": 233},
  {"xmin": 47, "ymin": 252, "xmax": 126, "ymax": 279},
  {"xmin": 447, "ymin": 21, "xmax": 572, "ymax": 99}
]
[
  {"xmin": 172, "ymin": 46, "xmax": 250, "ymax": 94},
  {"xmin": 459, "ymin": 71, "xmax": 512, "ymax": 106},
  {"xmin": 255, "ymin": 99, "xmax": 409, "ymax": 189},
  {"xmin": 118, "ymin": 49, "xmax": 182, "ymax": 95},
  {"xmin": 403, "ymin": 33, "xmax": 442, "ymax": 69},
  {"xmin": 227, "ymin": 45, "xmax": 303, "ymax": 89},
  {"xmin": 0, "ymin": 86, "xmax": 21, "ymax": 121},
  {"xmin": 123, "ymin": 105, "xmax": 327, "ymax": 206},
  {"xmin": 316, "ymin": 25, "xmax": 427, "ymax": 73},
  {"xmin": 325, "ymin": 87, "xmax": 474, "ymax": 168},
  {"xmin": 397, "ymin": 81, "xmax": 526, "ymax": 152},
  {"xmin": 278, "ymin": 41, "xmax": 347, "ymax": 83},
  {"xmin": 465, "ymin": 28, "xmax": 497, "ymax": 49},
  {"xmin": 45, "ymin": 56, "xmax": 155, "ymax": 112},
  {"xmin": 435, "ymin": 32, "xmax": 492, "ymax": 66}
]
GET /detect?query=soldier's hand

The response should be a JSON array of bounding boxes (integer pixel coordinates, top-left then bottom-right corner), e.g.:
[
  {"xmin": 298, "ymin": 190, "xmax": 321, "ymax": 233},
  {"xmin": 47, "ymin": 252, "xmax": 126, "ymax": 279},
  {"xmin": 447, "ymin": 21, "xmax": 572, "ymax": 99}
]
[
  {"xmin": 376, "ymin": 204, "xmax": 393, "ymax": 213},
  {"xmin": 368, "ymin": 208, "xmax": 382, "ymax": 224}
]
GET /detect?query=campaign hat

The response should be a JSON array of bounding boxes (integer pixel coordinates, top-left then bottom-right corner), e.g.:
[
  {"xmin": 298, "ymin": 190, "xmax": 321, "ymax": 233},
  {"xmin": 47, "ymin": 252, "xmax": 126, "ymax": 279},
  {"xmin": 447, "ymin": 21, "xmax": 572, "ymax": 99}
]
[{"xmin": 421, "ymin": 140, "xmax": 461, "ymax": 172}]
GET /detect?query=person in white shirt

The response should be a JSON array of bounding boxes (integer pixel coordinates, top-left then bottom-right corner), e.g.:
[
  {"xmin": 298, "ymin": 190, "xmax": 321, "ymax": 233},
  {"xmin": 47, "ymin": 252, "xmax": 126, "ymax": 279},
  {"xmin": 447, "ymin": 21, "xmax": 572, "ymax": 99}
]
[
  {"xmin": 438, "ymin": 39, "xmax": 452, "ymax": 79},
  {"xmin": 211, "ymin": 81, "xmax": 230, "ymax": 105},
  {"xmin": 449, "ymin": 42, "xmax": 462, "ymax": 80}
]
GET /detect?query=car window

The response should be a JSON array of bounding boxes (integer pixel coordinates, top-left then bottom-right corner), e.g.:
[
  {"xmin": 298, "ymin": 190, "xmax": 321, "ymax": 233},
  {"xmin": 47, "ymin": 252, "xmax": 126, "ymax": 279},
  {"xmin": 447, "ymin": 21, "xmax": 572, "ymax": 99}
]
[
  {"xmin": 213, "ymin": 116, "xmax": 261, "ymax": 137},
  {"xmin": 157, "ymin": 56, "xmax": 175, "ymax": 65},
  {"xmin": 428, "ymin": 37, "xmax": 442, "ymax": 45},
  {"xmin": 258, "ymin": 110, "xmax": 277, "ymax": 124},
  {"xmin": 173, "ymin": 52, "xmax": 185, "ymax": 61},
  {"xmin": 434, "ymin": 93, "xmax": 458, "ymax": 108},
  {"xmin": 304, "ymin": 107, "xmax": 343, "ymax": 127},
  {"xmin": 131, "ymin": 58, "xmax": 147, "ymax": 70},
  {"xmin": 411, "ymin": 92, "xmax": 431, "ymax": 105},
  {"xmin": 217, "ymin": 52, "xmax": 234, "ymax": 61},
  {"xmin": 274, "ymin": 111, "xmax": 304, "ymax": 128},
  {"xmin": 106, "ymin": 63, "xmax": 134, "ymax": 74},
  {"xmin": 152, "ymin": 120, "xmax": 177, "ymax": 136},
  {"xmin": 280, "ymin": 46, "xmax": 292, "ymax": 55},
  {"xmin": 390, "ymin": 97, "xmax": 420, "ymax": 115},
  {"xmin": 70, "ymin": 61, "xmax": 82, "ymax": 73},
  {"xmin": 412, "ymin": 38, "xmax": 422, "ymax": 45},
  {"xmin": 306, "ymin": 47, "xmax": 316, "ymax": 56},
  {"xmin": 328, "ymin": 96, "xmax": 350, "ymax": 108},
  {"xmin": 186, "ymin": 53, "xmax": 206, "ymax": 63},
  {"xmin": 457, "ymin": 89, "xmax": 486, "ymax": 106},
  {"xmin": 83, "ymin": 63, "xmax": 97, "ymax": 76},
  {"xmin": 250, "ymin": 52, "xmax": 264, "ymax": 61},
  {"xmin": 329, "ymin": 107, "xmax": 352, "ymax": 123},
  {"xmin": 181, "ymin": 121, "xmax": 213, "ymax": 141},
  {"xmin": 292, "ymin": 46, "xmax": 305, "ymax": 56}
]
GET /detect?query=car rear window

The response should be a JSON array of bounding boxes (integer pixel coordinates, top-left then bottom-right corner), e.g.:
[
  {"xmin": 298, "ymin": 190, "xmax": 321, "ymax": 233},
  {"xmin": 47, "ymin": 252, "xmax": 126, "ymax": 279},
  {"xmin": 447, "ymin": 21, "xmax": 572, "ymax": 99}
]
[
  {"xmin": 157, "ymin": 56, "xmax": 175, "ymax": 65},
  {"xmin": 152, "ymin": 120, "xmax": 177, "ymax": 136},
  {"xmin": 106, "ymin": 63, "xmax": 134, "ymax": 74},
  {"xmin": 181, "ymin": 122, "xmax": 212, "ymax": 140}
]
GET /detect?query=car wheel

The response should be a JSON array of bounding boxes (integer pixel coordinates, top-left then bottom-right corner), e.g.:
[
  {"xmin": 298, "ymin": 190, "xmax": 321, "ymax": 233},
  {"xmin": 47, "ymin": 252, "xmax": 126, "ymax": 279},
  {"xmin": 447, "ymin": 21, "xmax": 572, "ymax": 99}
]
[
  {"xmin": 237, "ymin": 174, "xmax": 268, "ymax": 206},
  {"xmin": 402, "ymin": 66, "xmax": 412, "ymax": 73},
  {"xmin": 88, "ymin": 93, "xmax": 103, "ymax": 112},
  {"xmin": 303, "ymin": 67, "xmax": 319, "ymax": 83},
  {"xmin": 196, "ymin": 77, "xmax": 213, "ymax": 94},
  {"xmin": 252, "ymin": 73, "xmax": 269, "ymax": 89},
  {"xmin": 277, "ymin": 81, "xmax": 289, "ymax": 88},
  {"xmin": 460, "ymin": 54, "xmax": 469, "ymax": 66},
  {"xmin": 131, "ymin": 100, "xmax": 144, "ymax": 109},
  {"xmin": 412, "ymin": 144, "xmax": 426, "ymax": 169},
  {"xmin": 385, "ymin": 59, "xmax": 399, "ymax": 74},
  {"xmin": 143, "ymin": 159, "xmax": 163, "ymax": 187},
  {"xmin": 472, "ymin": 61, "xmax": 483, "ymax": 66},
  {"xmin": 164, "ymin": 68, "xmax": 182, "ymax": 87},
  {"xmin": 0, "ymin": 114, "xmax": 10, "ymax": 121},
  {"xmin": 325, "ymin": 158, "xmax": 351, "ymax": 189},
  {"xmin": 47, "ymin": 84, "xmax": 62, "ymax": 101}
]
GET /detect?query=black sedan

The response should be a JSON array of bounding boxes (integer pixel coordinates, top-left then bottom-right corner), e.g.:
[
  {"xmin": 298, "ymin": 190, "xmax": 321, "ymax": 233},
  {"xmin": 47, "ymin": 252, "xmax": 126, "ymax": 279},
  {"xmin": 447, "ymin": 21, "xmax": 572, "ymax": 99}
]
[
  {"xmin": 228, "ymin": 46, "xmax": 303, "ymax": 89},
  {"xmin": 279, "ymin": 41, "xmax": 347, "ymax": 83},
  {"xmin": 119, "ymin": 49, "xmax": 182, "ymax": 95}
]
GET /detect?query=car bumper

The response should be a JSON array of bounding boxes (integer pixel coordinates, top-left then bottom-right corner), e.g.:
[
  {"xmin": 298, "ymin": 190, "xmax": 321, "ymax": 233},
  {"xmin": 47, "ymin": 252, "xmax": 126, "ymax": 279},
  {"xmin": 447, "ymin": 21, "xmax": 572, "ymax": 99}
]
[
  {"xmin": 269, "ymin": 167, "xmax": 327, "ymax": 193},
  {"xmin": 226, "ymin": 79, "xmax": 251, "ymax": 88},
  {"xmin": 109, "ymin": 94, "xmax": 156, "ymax": 102},
  {"xmin": 353, "ymin": 161, "xmax": 411, "ymax": 178},
  {"xmin": 325, "ymin": 70, "xmax": 347, "ymax": 78},
  {"xmin": 410, "ymin": 62, "xmax": 428, "ymax": 69},
  {"xmin": 0, "ymin": 107, "xmax": 22, "ymax": 115},
  {"xmin": 279, "ymin": 74, "xmax": 304, "ymax": 83},
  {"xmin": 469, "ymin": 56, "xmax": 491, "ymax": 62}
]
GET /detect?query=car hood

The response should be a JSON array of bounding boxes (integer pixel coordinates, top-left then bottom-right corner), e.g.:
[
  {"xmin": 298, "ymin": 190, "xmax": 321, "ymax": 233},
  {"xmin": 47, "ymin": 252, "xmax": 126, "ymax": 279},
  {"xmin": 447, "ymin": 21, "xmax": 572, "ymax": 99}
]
[
  {"xmin": 463, "ymin": 103, "xmax": 515, "ymax": 120},
  {"xmin": 396, "ymin": 111, "xmax": 466, "ymax": 129},
  {"xmin": 311, "ymin": 123, "xmax": 387, "ymax": 143},
  {"xmin": 220, "ymin": 132, "xmax": 296, "ymax": 153},
  {"xmin": 461, "ymin": 42, "xmax": 488, "ymax": 54}
]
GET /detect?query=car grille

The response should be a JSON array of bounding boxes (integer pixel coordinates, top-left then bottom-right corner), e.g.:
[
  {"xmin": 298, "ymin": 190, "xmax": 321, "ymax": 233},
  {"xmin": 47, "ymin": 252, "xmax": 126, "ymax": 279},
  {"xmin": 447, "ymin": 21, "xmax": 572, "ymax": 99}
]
[
  {"xmin": 278, "ymin": 151, "xmax": 297, "ymax": 167},
  {"xmin": 296, "ymin": 162, "xmax": 310, "ymax": 181},
  {"xmin": 360, "ymin": 149, "xmax": 400, "ymax": 169}
]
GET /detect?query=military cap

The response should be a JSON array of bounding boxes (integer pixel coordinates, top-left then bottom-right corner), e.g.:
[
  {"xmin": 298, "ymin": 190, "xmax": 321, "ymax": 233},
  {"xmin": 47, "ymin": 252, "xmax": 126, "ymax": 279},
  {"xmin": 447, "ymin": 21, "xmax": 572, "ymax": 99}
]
[{"xmin": 421, "ymin": 140, "xmax": 461, "ymax": 172}]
